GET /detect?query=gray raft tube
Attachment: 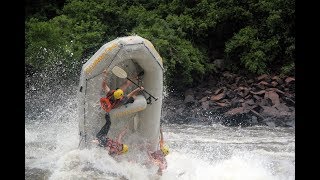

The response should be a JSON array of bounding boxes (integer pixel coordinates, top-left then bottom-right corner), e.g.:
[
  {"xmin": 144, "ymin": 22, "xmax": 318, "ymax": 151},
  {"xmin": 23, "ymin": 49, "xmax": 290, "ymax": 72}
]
[{"xmin": 77, "ymin": 36, "xmax": 164, "ymax": 151}]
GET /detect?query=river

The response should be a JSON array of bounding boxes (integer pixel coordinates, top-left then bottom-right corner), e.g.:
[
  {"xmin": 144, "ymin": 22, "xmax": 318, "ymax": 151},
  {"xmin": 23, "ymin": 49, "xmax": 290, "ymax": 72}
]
[{"xmin": 25, "ymin": 81, "xmax": 295, "ymax": 180}]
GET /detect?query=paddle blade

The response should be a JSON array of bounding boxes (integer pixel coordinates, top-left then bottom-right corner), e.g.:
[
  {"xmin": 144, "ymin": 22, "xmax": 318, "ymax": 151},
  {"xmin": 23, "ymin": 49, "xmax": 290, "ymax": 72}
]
[{"xmin": 112, "ymin": 66, "xmax": 127, "ymax": 79}]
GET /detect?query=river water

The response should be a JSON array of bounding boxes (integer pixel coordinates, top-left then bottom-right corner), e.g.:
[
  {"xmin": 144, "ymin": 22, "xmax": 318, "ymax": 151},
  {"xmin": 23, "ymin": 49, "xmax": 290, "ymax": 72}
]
[{"xmin": 25, "ymin": 81, "xmax": 295, "ymax": 180}]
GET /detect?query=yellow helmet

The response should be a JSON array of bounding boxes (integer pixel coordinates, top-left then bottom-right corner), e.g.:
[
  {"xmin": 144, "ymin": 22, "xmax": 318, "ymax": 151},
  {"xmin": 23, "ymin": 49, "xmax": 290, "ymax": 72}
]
[
  {"xmin": 161, "ymin": 145, "xmax": 169, "ymax": 156},
  {"xmin": 121, "ymin": 144, "xmax": 128, "ymax": 154},
  {"xmin": 113, "ymin": 89, "xmax": 124, "ymax": 99}
]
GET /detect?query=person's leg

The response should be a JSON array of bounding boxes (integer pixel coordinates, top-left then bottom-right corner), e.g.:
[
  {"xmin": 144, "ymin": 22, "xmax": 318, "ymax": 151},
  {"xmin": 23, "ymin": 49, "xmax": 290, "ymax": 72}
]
[{"xmin": 96, "ymin": 113, "xmax": 111, "ymax": 146}]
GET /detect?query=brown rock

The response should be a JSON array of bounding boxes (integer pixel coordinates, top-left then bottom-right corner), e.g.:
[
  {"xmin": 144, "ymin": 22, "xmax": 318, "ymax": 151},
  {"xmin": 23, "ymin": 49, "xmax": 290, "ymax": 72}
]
[
  {"xmin": 279, "ymin": 111, "xmax": 292, "ymax": 116},
  {"xmin": 230, "ymin": 83, "xmax": 238, "ymax": 90},
  {"xmin": 259, "ymin": 98, "xmax": 272, "ymax": 107},
  {"xmin": 252, "ymin": 105, "xmax": 262, "ymax": 112},
  {"xmin": 258, "ymin": 81, "xmax": 270, "ymax": 86},
  {"xmin": 195, "ymin": 94, "xmax": 203, "ymax": 100},
  {"xmin": 272, "ymin": 76, "xmax": 284, "ymax": 84},
  {"xmin": 271, "ymin": 81, "xmax": 278, "ymax": 87},
  {"xmin": 257, "ymin": 74, "xmax": 268, "ymax": 81},
  {"xmin": 285, "ymin": 77, "xmax": 295, "ymax": 84},
  {"xmin": 218, "ymin": 99, "xmax": 229, "ymax": 103},
  {"xmin": 230, "ymin": 97, "xmax": 241, "ymax": 107},
  {"xmin": 242, "ymin": 101, "xmax": 257, "ymax": 112},
  {"xmin": 253, "ymin": 95, "xmax": 262, "ymax": 100},
  {"xmin": 266, "ymin": 88, "xmax": 285, "ymax": 95},
  {"xmin": 239, "ymin": 82, "xmax": 249, "ymax": 87},
  {"xmin": 200, "ymin": 96, "xmax": 209, "ymax": 102},
  {"xmin": 241, "ymin": 102, "xmax": 249, "ymax": 109},
  {"xmin": 235, "ymin": 87, "xmax": 250, "ymax": 98},
  {"xmin": 222, "ymin": 71, "xmax": 235, "ymax": 79},
  {"xmin": 237, "ymin": 86, "xmax": 246, "ymax": 91},
  {"xmin": 271, "ymin": 75, "xmax": 279, "ymax": 80},
  {"xmin": 283, "ymin": 97, "xmax": 295, "ymax": 106},
  {"xmin": 274, "ymin": 103, "xmax": 290, "ymax": 112},
  {"xmin": 214, "ymin": 88, "xmax": 224, "ymax": 95},
  {"xmin": 211, "ymin": 92, "xmax": 225, "ymax": 101},
  {"xmin": 244, "ymin": 99, "xmax": 255, "ymax": 106},
  {"xmin": 235, "ymin": 77, "xmax": 242, "ymax": 85},
  {"xmin": 261, "ymin": 106, "xmax": 280, "ymax": 117},
  {"xmin": 250, "ymin": 109, "xmax": 265, "ymax": 120},
  {"xmin": 264, "ymin": 91, "xmax": 280, "ymax": 106},
  {"xmin": 225, "ymin": 107, "xmax": 246, "ymax": 115},
  {"xmin": 201, "ymin": 101, "xmax": 210, "ymax": 110},
  {"xmin": 243, "ymin": 88, "xmax": 250, "ymax": 97},
  {"xmin": 226, "ymin": 84, "xmax": 234, "ymax": 89},
  {"xmin": 247, "ymin": 79, "xmax": 254, "ymax": 84},
  {"xmin": 250, "ymin": 90, "xmax": 266, "ymax": 95},
  {"xmin": 237, "ymin": 91, "xmax": 245, "ymax": 98},
  {"xmin": 256, "ymin": 83, "xmax": 266, "ymax": 90},
  {"xmin": 216, "ymin": 102, "xmax": 229, "ymax": 107},
  {"xmin": 226, "ymin": 90, "xmax": 236, "ymax": 99},
  {"xmin": 244, "ymin": 95, "xmax": 252, "ymax": 99}
]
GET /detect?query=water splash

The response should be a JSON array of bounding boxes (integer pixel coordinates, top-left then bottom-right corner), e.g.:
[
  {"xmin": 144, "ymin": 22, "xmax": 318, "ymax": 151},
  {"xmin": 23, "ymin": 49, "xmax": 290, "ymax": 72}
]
[{"xmin": 25, "ymin": 71, "xmax": 294, "ymax": 180}]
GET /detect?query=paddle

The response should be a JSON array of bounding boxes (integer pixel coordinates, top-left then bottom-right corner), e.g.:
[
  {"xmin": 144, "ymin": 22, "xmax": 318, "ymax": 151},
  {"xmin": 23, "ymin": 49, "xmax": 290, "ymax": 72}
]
[{"xmin": 111, "ymin": 66, "xmax": 158, "ymax": 101}]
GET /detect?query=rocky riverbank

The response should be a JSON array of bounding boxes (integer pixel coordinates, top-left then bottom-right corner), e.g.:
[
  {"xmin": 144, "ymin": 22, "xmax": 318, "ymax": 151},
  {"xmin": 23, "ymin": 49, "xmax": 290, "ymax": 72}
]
[{"xmin": 161, "ymin": 71, "xmax": 295, "ymax": 128}]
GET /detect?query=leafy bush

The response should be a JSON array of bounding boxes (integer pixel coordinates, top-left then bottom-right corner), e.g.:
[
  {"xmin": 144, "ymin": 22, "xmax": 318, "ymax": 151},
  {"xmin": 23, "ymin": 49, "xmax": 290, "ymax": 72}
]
[{"xmin": 25, "ymin": 0, "xmax": 295, "ymax": 89}]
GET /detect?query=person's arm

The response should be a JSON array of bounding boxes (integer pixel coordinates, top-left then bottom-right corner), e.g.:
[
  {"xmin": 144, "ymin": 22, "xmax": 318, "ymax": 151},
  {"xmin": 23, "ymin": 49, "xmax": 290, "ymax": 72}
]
[
  {"xmin": 127, "ymin": 86, "xmax": 144, "ymax": 99},
  {"xmin": 102, "ymin": 69, "xmax": 110, "ymax": 94},
  {"xmin": 146, "ymin": 143, "xmax": 154, "ymax": 160},
  {"xmin": 159, "ymin": 128, "xmax": 164, "ymax": 148},
  {"xmin": 147, "ymin": 150, "xmax": 152, "ymax": 159},
  {"xmin": 119, "ymin": 72, "xmax": 142, "ymax": 92},
  {"xmin": 116, "ymin": 126, "xmax": 128, "ymax": 143},
  {"xmin": 119, "ymin": 79, "xmax": 132, "ymax": 92},
  {"xmin": 102, "ymin": 81, "xmax": 110, "ymax": 94}
]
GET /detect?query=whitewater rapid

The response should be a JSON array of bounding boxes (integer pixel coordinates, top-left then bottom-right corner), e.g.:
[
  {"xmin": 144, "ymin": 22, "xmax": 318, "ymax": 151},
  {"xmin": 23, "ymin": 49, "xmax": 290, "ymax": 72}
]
[{"xmin": 25, "ymin": 84, "xmax": 295, "ymax": 180}]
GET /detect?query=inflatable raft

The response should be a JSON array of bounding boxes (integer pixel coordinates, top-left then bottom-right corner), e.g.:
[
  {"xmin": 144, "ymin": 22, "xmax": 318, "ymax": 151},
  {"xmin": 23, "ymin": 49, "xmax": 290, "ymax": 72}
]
[{"xmin": 77, "ymin": 35, "xmax": 163, "ymax": 153}]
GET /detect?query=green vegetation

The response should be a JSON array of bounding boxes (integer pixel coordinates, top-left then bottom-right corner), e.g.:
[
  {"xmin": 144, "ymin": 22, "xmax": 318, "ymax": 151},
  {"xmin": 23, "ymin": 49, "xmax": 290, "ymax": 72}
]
[{"xmin": 25, "ymin": 0, "xmax": 295, "ymax": 90}]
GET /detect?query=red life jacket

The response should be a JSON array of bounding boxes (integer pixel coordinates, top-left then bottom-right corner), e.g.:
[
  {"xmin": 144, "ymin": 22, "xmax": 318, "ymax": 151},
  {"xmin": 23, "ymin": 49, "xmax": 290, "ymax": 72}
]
[
  {"xmin": 100, "ymin": 90, "xmax": 123, "ymax": 112},
  {"xmin": 106, "ymin": 138, "xmax": 123, "ymax": 155}
]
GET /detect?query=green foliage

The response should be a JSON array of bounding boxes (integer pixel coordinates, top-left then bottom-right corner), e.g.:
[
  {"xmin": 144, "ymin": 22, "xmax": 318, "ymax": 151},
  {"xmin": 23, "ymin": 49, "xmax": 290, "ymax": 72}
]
[
  {"xmin": 132, "ymin": 17, "xmax": 208, "ymax": 89},
  {"xmin": 225, "ymin": 26, "xmax": 280, "ymax": 74},
  {"xmin": 25, "ymin": 0, "xmax": 295, "ymax": 89},
  {"xmin": 25, "ymin": 0, "xmax": 108, "ymax": 71},
  {"xmin": 25, "ymin": 0, "xmax": 65, "ymax": 21},
  {"xmin": 25, "ymin": 17, "xmax": 69, "ymax": 69},
  {"xmin": 224, "ymin": 0, "xmax": 294, "ymax": 74},
  {"xmin": 281, "ymin": 62, "xmax": 295, "ymax": 76}
]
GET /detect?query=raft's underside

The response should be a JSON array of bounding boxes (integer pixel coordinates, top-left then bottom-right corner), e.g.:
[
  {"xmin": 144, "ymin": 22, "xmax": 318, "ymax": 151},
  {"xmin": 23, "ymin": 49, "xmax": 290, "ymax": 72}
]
[{"xmin": 77, "ymin": 36, "xmax": 163, "ymax": 153}]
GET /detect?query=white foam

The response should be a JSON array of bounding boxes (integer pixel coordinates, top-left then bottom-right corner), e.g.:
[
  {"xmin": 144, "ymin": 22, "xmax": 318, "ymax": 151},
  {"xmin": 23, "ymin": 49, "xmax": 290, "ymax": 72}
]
[
  {"xmin": 49, "ymin": 148, "xmax": 154, "ymax": 180},
  {"xmin": 160, "ymin": 151, "xmax": 294, "ymax": 180},
  {"xmin": 26, "ymin": 90, "xmax": 295, "ymax": 180}
]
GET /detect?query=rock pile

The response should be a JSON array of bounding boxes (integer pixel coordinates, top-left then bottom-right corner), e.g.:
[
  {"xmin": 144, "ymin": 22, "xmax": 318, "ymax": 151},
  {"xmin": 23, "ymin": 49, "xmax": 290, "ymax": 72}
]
[{"xmin": 161, "ymin": 71, "xmax": 295, "ymax": 128}]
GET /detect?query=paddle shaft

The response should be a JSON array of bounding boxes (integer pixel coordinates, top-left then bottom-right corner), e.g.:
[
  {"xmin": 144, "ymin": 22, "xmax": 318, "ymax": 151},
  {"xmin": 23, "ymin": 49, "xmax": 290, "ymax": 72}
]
[
  {"xmin": 126, "ymin": 77, "xmax": 158, "ymax": 101},
  {"xmin": 111, "ymin": 65, "xmax": 158, "ymax": 101}
]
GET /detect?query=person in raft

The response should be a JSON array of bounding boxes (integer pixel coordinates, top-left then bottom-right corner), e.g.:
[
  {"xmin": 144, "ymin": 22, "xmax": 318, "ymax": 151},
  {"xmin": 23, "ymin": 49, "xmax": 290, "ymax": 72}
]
[
  {"xmin": 92, "ymin": 125, "xmax": 129, "ymax": 156},
  {"xmin": 93, "ymin": 68, "xmax": 144, "ymax": 155},
  {"xmin": 147, "ymin": 127, "xmax": 170, "ymax": 175}
]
